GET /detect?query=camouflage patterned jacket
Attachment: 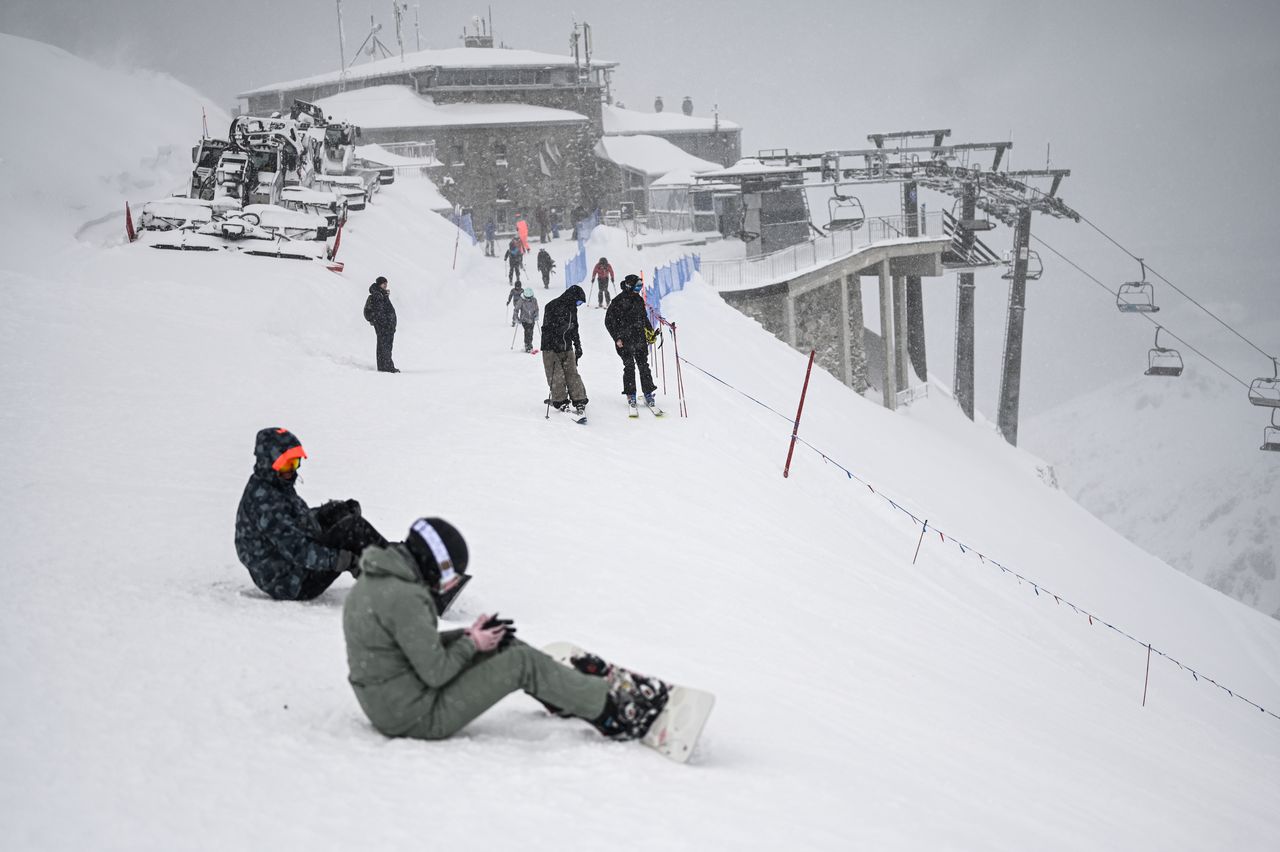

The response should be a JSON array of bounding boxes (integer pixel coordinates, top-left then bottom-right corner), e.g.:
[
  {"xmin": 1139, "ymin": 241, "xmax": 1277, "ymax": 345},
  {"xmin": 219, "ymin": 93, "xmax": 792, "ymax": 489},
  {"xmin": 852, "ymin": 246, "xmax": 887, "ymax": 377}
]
[{"xmin": 234, "ymin": 428, "xmax": 343, "ymax": 600}]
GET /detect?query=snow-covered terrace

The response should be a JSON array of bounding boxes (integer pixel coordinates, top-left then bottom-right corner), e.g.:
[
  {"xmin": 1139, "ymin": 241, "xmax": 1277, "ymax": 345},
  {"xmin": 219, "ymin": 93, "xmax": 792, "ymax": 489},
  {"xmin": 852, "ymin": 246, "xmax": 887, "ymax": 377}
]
[
  {"xmin": 313, "ymin": 85, "xmax": 588, "ymax": 130},
  {"xmin": 602, "ymin": 103, "xmax": 740, "ymax": 135},
  {"xmin": 593, "ymin": 135, "xmax": 721, "ymax": 179},
  {"xmin": 238, "ymin": 46, "xmax": 617, "ymax": 98}
]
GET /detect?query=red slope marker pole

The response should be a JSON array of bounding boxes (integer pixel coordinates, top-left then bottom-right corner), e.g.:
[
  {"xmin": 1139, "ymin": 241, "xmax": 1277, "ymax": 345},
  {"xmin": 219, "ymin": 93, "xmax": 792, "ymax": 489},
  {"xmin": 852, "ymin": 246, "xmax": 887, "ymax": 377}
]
[
  {"xmin": 783, "ymin": 349, "xmax": 816, "ymax": 478},
  {"xmin": 125, "ymin": 202, "xmax": 137, "ymax": 243}
]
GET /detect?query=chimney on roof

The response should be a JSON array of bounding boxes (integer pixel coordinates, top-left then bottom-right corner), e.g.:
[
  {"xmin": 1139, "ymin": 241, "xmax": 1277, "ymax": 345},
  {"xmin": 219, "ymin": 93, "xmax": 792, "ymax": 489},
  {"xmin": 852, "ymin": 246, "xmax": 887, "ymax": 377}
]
[
  {"xmin": 654, "ymin": 96, "xmax": 664, "ymax": 113},
  {"xmin": 682, "ymin": 96, "xmax": 693, "ymax": 116}
]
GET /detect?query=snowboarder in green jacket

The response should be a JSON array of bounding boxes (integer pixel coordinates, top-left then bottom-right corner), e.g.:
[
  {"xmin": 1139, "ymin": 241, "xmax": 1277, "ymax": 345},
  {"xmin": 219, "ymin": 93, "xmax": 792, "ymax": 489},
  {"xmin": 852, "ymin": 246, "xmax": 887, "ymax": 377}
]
[{"xmin": 341, "ymin": 517, "xmax": 666, "ymax": 742}]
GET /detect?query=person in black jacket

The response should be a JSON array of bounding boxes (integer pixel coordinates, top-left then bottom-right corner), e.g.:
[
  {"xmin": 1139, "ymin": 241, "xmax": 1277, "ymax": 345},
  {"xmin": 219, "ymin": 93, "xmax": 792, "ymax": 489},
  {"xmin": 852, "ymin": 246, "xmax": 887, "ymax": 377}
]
[
  {"xmin": 540, "ymin": 284, "xmax": 589, "ymax": 414},
  {"xmin": 536, "ymin": 248, "xmax": 556, "ymax": 289},
  {"xmin": 234, "ymin": 427, "xmax": 385, "ymax": 601},
  {"xmin": 604, "ymin": 274, "xmax": 657, "ymax": 406},
  {"xmin": 364, "ymin": 276, "xmax": 399, "ymax": 373}
]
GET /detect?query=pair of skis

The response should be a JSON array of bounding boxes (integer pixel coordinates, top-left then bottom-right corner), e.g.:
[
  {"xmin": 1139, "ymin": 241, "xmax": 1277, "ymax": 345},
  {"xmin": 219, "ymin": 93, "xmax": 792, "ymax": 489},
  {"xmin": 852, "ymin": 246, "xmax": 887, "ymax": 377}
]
[{"xmin": 629, "ymin": 398, "xmax": 664, "ymax": 418}]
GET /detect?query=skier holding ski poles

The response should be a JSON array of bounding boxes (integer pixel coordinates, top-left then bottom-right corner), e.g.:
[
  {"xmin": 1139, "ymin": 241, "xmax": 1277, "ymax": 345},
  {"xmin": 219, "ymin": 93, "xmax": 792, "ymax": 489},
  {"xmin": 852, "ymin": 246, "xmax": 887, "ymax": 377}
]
[{"xmin": 604, "ymin": 274, "xmax": 661, "ymax": 416}]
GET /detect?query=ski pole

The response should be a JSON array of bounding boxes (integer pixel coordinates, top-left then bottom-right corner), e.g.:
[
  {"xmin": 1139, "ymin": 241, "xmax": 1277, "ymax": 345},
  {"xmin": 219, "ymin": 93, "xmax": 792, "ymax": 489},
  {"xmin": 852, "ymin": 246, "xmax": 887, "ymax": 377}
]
[{"xmin": 510, "ymin": 324, "xmax": 518, "ymax": 350}]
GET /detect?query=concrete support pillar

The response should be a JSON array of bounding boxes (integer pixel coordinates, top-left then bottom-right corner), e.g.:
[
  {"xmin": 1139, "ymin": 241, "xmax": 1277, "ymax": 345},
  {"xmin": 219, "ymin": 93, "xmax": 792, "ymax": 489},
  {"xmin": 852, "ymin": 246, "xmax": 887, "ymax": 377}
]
[
  {"xmin": 893, "ymin": 274, "xmax": 909, "ymax": 393},
  {"xmin": 846, "ymin": 273, "xmax": 870, "ymax": 393},
  {"xmin": 783, "ymin": 288, "xmax": 797, "ymax": 347},
  {"xmin": 879, "ymin": 259, "xmax": 896, "ymax": 410},
  {"xmin": 838, "ymin": 278, "xmax": 851, "ymax": 386},
  {"xmin": 902, "ymin": 180, "xmax": 927, "ymax": 382}
]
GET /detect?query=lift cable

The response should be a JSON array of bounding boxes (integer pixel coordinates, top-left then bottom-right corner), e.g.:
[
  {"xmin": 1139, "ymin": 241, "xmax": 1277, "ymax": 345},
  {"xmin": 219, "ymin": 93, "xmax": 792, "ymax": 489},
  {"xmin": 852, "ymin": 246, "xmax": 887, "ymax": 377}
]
[
  {"xmin": 1033, "ymin": 234, "xmax": 1252, "ymax": 391},
  {"xmin": 1074, "ymin": 212, "xmax": 1276, "ymax": 363}
]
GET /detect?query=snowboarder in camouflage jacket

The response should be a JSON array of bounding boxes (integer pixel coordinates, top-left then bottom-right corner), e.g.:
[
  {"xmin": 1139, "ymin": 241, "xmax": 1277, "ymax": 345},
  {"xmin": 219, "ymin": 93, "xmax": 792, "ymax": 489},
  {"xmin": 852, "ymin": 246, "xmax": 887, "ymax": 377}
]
[{"xmin": 234, "ymin": 428, "xmax": 382, "ymax": 601}]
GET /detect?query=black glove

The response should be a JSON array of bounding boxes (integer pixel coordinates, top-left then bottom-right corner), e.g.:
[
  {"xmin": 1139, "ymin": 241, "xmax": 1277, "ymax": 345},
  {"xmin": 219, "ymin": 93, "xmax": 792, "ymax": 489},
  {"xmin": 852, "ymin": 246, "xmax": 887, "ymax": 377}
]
[
  {"xmin": 482, "ymin": 613, "xmax": 517, "ymax": 650},
  {"xmin": 575, "ymin": 348, "xmax": 583, "ymax": 361}
]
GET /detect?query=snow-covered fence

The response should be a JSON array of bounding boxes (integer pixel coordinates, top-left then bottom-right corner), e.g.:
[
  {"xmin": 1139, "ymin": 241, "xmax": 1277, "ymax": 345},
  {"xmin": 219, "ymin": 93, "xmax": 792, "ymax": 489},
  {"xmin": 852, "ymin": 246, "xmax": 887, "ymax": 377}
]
[
  {"xmin": 645, "ymin": 253, "xmax": 701, "ymax": 322},
  {"xmin": 562, "ymin": 238, "xmax": 589, "ymax": 289},
  {"xmin": 701, "ymin": 211, "xmax": 943, "ymax": 290}
]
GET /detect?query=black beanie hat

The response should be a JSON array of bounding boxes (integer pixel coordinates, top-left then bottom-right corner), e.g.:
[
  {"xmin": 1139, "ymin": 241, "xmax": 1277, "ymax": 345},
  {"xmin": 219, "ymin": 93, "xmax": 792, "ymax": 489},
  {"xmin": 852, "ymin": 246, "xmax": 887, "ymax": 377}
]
[{"xmin": 404, "ymin": 518, "xmax": 468, "ymax": 587}]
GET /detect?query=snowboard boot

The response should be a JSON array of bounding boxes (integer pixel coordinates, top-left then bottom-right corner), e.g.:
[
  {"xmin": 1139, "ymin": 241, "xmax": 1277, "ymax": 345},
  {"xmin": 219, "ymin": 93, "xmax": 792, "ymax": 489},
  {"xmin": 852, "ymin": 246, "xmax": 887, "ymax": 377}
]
[{"xmin": 576, "ymin": 654, "xmax": 669, "ymax": 741}]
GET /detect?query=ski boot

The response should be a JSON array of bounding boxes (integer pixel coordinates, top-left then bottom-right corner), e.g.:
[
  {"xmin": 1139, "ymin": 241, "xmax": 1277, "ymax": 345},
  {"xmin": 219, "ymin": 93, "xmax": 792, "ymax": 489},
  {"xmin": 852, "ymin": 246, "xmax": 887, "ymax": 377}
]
[{"xmin": 627, "ymin": 394, "xmax": 639, "ymax": 418}]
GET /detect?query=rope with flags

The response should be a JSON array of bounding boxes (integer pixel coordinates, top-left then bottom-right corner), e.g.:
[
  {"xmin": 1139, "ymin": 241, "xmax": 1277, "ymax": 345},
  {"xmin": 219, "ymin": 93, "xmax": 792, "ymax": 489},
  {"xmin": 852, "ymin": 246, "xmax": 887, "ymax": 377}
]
[{"xmin": 675, "ymin": 355, "xmax": 1280, "ymax": 724}]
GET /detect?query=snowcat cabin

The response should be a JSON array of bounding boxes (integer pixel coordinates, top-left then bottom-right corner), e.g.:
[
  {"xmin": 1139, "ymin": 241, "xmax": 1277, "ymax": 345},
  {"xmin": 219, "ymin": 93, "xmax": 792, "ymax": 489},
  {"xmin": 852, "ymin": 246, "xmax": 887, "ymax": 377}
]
[{"xmin": 189, "ymin": 139, "xmax": 231, "ymax": 200}]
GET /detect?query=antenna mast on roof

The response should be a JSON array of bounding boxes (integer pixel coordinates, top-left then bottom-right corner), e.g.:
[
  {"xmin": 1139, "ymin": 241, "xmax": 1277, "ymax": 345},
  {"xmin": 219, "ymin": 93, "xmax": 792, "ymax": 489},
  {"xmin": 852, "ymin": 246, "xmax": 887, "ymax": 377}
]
[
  {"xmin": 335, "ymin": 0, "xmax": 348, "ymax": 91},
  {"xmin": 349, "ymin": 13, "xmax": 394, "ymax": 67},
  {"xmin": 393, "ymin": 2, "xmax": 406, "ymax": 61}
]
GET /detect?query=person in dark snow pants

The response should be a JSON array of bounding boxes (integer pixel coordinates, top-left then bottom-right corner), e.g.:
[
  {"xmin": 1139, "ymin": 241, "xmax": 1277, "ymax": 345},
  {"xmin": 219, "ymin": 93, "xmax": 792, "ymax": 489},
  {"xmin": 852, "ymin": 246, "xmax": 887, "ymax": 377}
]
[
  {"xmin": 604, "ymin": 274, "xmax": 658, "ymax": 405},
  {"xmin": 513, "ymin": 287, "xmax": 539, "ymax": 352},
  {"xmin": 364, "ymin": 276, "xmax": 398, "ymax": 373},
  {"xmin": 537, "ymin": 248, "xmax": 556, "ymax": 289},
  {"xmin": 342, "ymin": 517, "xmax": 667, "ymax": 742},
  {"xmin": 591, "ymin": 257, "xmax": 614, "ymax": 308},
  {"xmin": 234, "ymin": 427, "xmax": 385, "ymax": 601}
]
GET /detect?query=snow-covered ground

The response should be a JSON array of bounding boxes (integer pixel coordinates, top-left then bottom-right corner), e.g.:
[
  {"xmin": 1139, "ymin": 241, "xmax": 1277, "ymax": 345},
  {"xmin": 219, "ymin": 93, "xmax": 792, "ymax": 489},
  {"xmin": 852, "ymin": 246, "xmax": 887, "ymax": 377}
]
[
  {"xmin": 3, "ymin": 33, "xmax": 1280, "ymax": 851},
  {"xmin": 1025, "ymin": 364, "xmax": 1280, "ymax": 619}
]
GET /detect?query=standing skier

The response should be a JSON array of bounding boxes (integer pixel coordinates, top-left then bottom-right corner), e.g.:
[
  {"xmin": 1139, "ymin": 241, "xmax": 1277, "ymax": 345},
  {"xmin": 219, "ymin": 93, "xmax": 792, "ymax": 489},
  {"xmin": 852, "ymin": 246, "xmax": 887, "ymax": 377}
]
[
  {"xmin": 342, "ymin": 517, "xmax": 668, "ymax": 743},
  {"xmin": 483, "ymin": 217, "xmax": 496, "ymax": 257},
  {"xmin": 536, "ymin": 205, "xmax": 550, "ymax": 243},
  {"xmin": 537, "ymin": 248, "xmax": 556, "ymax": 289},
  {"xmin": 513, "ymin": 287, "xmax": 539, "ymax": 352},
  {"xmin": 363, "ymin": 276, "xmax": 399, "ymax": 373},
  {"xmin": 604, "ymin": 274, "xmax": 659, "ymax": 413},
  {"xmin": 592, "ymin": 257, "xmax": 614, "ymax": 308},
  {"xmin": 504, "ymin": 238, "xmax": 524, "ymax": 285},
  {"xmin": 234, "ymin": 427, "xmax": 384, "ymax": 601},
  {"xmin": 540, "ymin": 285, "xmax": 589, "ymax": 415}
]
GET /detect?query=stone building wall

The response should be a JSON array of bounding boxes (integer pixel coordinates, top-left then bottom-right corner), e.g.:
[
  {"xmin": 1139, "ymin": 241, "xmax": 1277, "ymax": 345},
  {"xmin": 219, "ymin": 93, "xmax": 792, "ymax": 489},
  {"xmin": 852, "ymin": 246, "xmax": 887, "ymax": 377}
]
[{"xmin": 720, "ymin": 280, "xmax": 871, "ymax": 395}]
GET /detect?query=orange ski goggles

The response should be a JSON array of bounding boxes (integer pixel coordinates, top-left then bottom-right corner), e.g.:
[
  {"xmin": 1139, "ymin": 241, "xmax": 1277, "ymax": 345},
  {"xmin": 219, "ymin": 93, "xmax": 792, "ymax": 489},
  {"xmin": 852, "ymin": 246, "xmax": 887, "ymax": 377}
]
[{"xmin": 272, "ymin": 445, "xmax": 307, "ymax": 472}]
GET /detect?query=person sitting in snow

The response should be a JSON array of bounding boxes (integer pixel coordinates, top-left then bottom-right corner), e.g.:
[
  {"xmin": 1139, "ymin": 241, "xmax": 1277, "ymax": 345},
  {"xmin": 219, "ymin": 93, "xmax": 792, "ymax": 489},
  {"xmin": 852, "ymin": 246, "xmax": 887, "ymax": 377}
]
[
  {"xmin": 234, "ymin": 428, "xmax": 386, "ymax": 601},
  {"xmin": 342, "ymin": 517, "xmax": 667, "ymax": 743}
]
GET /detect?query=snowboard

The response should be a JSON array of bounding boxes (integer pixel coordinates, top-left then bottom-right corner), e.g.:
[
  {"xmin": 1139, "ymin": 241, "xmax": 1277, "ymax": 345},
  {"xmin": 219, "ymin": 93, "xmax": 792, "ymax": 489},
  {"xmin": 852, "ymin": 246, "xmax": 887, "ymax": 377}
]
[{"xmin": 542, "ymin": 641, "xmax": 714, "ymax": 764}]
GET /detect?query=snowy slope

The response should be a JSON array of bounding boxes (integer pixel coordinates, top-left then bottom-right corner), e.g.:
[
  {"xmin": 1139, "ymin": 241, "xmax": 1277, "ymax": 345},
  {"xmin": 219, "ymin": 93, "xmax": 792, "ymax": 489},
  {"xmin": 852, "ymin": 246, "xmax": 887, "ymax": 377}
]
[
  {"xmin": 1025, "ymin": 364, "xmax": 1280, "ymax": 619},
  {"xmin": 3, "ymin": 35, "xmax": 1280, "ymax": 852}
]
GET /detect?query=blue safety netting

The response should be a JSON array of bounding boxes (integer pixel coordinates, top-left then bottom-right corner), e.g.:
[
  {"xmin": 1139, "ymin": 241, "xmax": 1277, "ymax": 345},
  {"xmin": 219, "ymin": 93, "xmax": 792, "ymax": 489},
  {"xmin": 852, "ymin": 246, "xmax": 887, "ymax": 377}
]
[{"xmin": 645, "ymin": 253, "xmax": 701, "ymax": 323}]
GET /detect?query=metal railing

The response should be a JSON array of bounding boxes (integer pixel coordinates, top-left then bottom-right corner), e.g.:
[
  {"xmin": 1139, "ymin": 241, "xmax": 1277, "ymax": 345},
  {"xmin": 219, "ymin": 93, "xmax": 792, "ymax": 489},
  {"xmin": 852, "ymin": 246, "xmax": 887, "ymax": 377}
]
[{"xmin": 701, "ymin": 211, "xmax": 942, "ymax": 290}]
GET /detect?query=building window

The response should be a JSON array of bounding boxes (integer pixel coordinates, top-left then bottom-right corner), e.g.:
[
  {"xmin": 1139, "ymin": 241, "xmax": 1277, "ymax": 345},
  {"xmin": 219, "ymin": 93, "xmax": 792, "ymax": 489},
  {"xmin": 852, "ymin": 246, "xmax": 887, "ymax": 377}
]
[
  {"xmin": 496, "ymin": 183, "xmax": 511, "ymax": 201},
  {"xmin": 494, "ymin": 141, "xmax": 508, "ymax": 167},
  {"xmin": 450, "ymin": 143, "xmax": 464, "ymax": 166}
]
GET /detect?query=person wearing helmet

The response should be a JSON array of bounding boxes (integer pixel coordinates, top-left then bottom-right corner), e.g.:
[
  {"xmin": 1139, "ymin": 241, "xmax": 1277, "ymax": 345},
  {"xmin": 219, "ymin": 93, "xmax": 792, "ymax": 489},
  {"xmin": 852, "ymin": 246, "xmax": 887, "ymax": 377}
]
[
  {"xmin": 342, "ymin": 518, "xmax": 667, "ymax": 742},
  {"xmin": 234, "ymin": 428, "xmax": 384, "ymax": 601},
  {"xmin": 604, "ymin": 274, "xmax": 658, "ymax": 410},
  {"xmin": 591, "ymin": 256, "xmax": 614, "ymax": 308},
  {"xmin": 503, "ymin": 238, "xmax": 524, "ymax": 284},
  {"xmin": 512, "ymin": 286, "xmax": 540, "ymax": 352}
]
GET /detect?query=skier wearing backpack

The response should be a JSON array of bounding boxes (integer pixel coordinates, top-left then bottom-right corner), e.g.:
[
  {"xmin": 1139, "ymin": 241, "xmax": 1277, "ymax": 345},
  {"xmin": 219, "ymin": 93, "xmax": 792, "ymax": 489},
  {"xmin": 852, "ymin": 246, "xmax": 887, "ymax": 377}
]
[
  {"xmin": 235, "ymin": 427, "xmax": 386, "ymax": 601},
  {"xmin": 342, "ymin": 517, "xmax": 668, "ymax": 743},
  {"xmin": 364, "ymin": 276, "xmax": 398, "ymax": 373},
  {"xmin": 512, "ymin": 287, "xmax": 539, "ymax": 352},
  {"xmin": 503, "ymin": 238, "xmax": 524, "ymax": 284},
  {"xmin": 537, "ymin": 248, "xmax": 556, "ymax": 289},
  {"xmin": 483, "ymin": 217, "xmax": 496, "ymax": 257},
  {"xmin": 540, "ymin": 285, "xmax": 589, "ymax": 415},
  {"xmin": 592, "ymin": 257, "xmax": 614, "ymax": 308},
  {"xmin": 604, "ymin": 274, "xmax": 659, "ymax": 413}
]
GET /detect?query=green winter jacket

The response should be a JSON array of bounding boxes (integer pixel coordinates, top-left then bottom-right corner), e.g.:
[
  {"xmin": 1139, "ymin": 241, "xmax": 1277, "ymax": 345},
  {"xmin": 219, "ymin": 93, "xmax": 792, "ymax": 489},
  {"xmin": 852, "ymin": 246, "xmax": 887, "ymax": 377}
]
[{"xmin": 342, "ymin": 543, "xmax": 477, "ymax": 736}]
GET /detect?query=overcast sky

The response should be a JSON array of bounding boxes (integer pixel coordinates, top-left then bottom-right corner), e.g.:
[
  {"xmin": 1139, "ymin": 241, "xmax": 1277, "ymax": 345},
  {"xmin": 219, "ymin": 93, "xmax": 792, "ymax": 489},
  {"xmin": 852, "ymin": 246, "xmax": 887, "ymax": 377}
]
[{"xmin": 3, "ymin": 0, "xmax": 1278, "ymax": 420}]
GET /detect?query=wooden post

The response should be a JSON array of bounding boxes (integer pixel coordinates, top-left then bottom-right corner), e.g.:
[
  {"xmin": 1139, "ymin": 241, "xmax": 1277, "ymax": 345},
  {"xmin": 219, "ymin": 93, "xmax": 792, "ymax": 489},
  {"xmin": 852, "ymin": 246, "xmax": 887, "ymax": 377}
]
[{"xmin": 783, "ymin": 350, "xmax": 817, "ymax": 478}]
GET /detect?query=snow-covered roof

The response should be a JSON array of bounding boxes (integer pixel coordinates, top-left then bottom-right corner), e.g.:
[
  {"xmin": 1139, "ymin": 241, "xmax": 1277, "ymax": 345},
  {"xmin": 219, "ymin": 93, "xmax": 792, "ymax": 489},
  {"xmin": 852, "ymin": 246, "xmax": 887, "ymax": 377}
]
[
  {"xmin": 312, "ymin": 85, "xmax": 587, "ymax": 129},
  {"xmin": 602, "ymin": 104, "xmax": 740, "ymax": 135},
  {"xmin": 239, "ymin": 46, "xmax": 617, "ymax": 97},
  {"xmin": 695, "ymin": 157, "xmax": 806, "ymax": 180},
  {"xmin": 593, "ymin": 135, "xmax": 722, "ymax": 180},
  {"xmin": 355, "ymin": 143, "xmax": 439, "ymax": 167}
]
